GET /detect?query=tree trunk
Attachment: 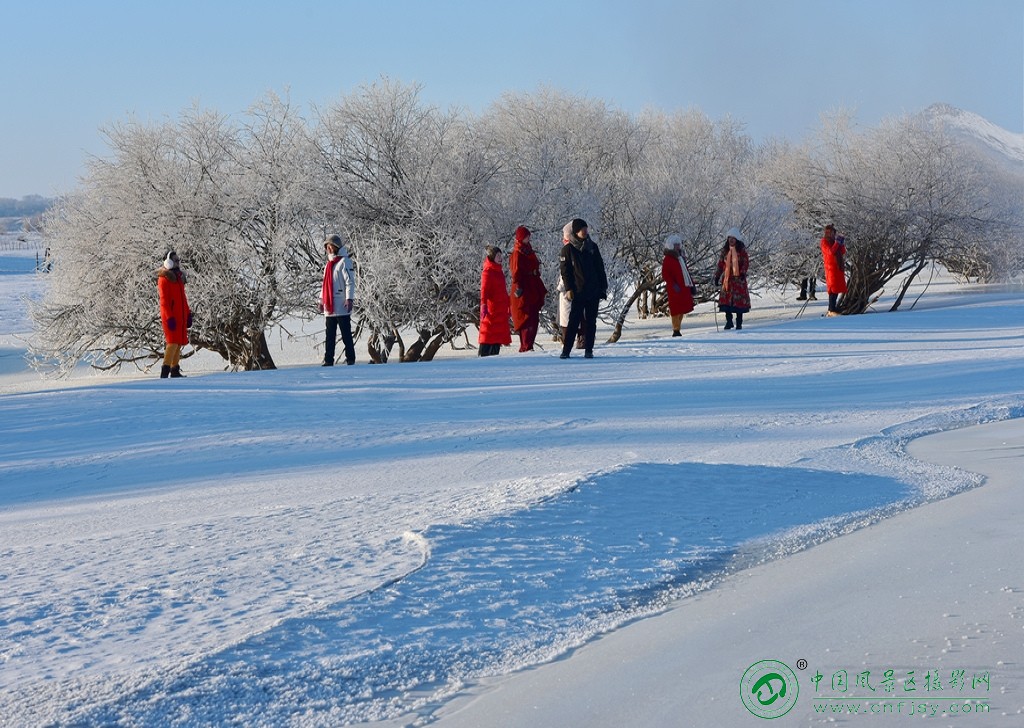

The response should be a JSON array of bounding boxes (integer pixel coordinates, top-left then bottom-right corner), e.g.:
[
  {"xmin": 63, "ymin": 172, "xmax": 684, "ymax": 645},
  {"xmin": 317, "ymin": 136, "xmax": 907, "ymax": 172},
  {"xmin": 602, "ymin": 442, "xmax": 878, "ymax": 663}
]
[
  {"xmin": 889, "ymin": 257, "xmax": 927, "ymax": 312},
  {"xmin": 248, "ymin": 331, "xmax": 277, "ymax": 370},
  {"xmin": 401, "ymin": 329, "xmax": 433, "ymax": 362},
  {"xmin": 420, "ymin": 332, "xmax": 449, "ymax": 362},
  {"xmin": 608, "ymin": 283, "xmax": 655, "ymax": 343},
  {"xmin": 839, "ymin": 265, "xmax": 886, "ymax": 315}
]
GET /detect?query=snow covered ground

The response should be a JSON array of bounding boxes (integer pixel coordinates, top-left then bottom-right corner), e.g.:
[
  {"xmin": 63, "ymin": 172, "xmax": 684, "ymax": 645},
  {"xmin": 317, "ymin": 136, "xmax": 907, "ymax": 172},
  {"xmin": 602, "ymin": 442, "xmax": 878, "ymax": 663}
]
[{"xmin": 1, "ymin": 242, "xmax": 1022, "ymax": 726}]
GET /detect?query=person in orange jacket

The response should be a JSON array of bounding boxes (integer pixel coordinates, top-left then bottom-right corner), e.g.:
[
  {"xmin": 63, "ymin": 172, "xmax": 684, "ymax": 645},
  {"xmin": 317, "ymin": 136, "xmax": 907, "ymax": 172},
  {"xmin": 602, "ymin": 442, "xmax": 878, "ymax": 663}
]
[
  {"xmin": 508, "ymin": 226, "xmax": 547, "ymax": 352},
  {"xmin": 661, "ymin": 234, "xmax": 696, "ymax": 337},
  {"xmin": 156, "ymin": 250, "xmax": 191, "ymax": 378},
  {"xmin": 478, "ymin": 245, "xmax": 512, "ymax": 356},
  {"xmin": 820, "ymin": 224, "xmax": 847, "ymax": 316}
]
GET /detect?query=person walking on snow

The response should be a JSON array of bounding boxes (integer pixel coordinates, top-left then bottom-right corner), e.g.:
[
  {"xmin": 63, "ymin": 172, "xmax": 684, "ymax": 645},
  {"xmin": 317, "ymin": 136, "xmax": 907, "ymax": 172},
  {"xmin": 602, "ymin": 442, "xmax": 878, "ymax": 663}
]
[
  {"xmin": 157, "ymin": 250, "xmax": 191, "ymax": 378},
  {"xmin": 559, "ymin": 218, "xmax": 608, "ymax": 359},
  {"xmin": 714, "ymin": 227, "xmax": 751, "ymax": 331},
  {"xmin": 509, "ymin": 226, "xmax": 547, "ymax": 352},
  {"xmin": 820, "ymin": 223, "xmax": 847, "ymax": 316},
  {"xmin": 479, "ymin": 245, "xmax": 512, "ymax": 356},
  {"xmin": 661, "ymin": 234, "xmax": 696, "ymax": 337},
  {"xmin": 320, "ymin": 234, "xmax": 357, "ymax": 366}
]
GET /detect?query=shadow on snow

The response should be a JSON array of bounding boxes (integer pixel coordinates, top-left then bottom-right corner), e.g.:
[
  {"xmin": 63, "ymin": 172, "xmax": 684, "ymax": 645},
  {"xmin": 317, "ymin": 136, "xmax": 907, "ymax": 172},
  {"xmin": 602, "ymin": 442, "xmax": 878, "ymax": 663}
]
[{"xmin": 78, "ymin": 461, "xmax": 908, "ymax": 725}]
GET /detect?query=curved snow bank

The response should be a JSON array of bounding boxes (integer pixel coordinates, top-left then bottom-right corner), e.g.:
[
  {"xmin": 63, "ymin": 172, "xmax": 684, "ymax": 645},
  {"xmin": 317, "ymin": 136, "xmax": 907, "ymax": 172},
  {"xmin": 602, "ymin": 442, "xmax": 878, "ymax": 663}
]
[{"xmin": 798, "ymin": 397, "xmax": 1024, "ymax": 501}]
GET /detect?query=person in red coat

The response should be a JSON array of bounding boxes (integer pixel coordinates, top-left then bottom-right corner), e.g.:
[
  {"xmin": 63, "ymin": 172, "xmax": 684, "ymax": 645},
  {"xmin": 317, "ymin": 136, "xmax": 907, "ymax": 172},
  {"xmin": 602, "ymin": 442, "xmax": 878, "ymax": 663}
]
[
  {"xmin": 661, "ymin": 234, "xmax": 696, "ymax": 337},
  {"xmin": 820, "ymin": 223, "xmax": 847, "ymax": 316},
  {"xmin": 508, "ymin": 226, "xmax": 547, "ymax": 352},
  {"xmin": 713, "ymin": 227, "xmax": 751, "ymax": 331},
  {"xmin": 156, "ymin": 250, "xmax": 192, "ymax": 378},
  {"xmin": 478, "ymin": 245, "xmax": 512, "ymax": 357}
]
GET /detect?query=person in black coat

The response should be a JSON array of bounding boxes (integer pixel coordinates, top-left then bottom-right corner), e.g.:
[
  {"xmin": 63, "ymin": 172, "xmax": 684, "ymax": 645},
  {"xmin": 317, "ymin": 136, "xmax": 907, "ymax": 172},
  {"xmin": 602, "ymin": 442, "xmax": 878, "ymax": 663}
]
[{"xmin": 559, "ymin": 218, "xmax": 608, "ymax": 359}]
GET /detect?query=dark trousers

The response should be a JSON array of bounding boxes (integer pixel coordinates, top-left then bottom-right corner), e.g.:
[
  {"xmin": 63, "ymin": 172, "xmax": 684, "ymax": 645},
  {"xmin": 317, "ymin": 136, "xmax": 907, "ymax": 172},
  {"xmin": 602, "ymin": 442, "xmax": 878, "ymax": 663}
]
[
  {"xmin": 724, "ymin": 311, "xmax": 744, "ymax": 330},
  {"xmin": 561, "ymin": 296, "xmax": 599, "ymax": 356},
  {"xmin": 478, "ymin": 343, "xmax": 501, "ymax": 357},
  {"xmin": 325, "ymin": 315, "xmax": 355, "ymax": 365},
  {"xmin": 798, "ymin": 277, "xmax": 817, "ymax": 299},
  {"xmin": 828, "ymin": 293, "xmax": 840, "ymax": 312}
]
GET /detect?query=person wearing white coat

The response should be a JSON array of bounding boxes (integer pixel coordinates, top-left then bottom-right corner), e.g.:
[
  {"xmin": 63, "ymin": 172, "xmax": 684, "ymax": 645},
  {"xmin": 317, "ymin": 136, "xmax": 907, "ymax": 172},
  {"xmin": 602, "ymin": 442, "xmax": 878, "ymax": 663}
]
[
  {"xmin": 320, "ymin": 234, "xmax": 357, "ymax": 366},
  {"xmin": 555, "ymin": 222, "xmax": 574, "ymax": 342}
]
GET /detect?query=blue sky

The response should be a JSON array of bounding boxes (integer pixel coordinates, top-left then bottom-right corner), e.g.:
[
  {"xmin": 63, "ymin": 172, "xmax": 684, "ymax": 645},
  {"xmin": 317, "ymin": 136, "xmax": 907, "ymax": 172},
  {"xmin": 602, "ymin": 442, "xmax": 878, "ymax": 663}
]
[{"xmin": 2, "ymin": 0, "xmax": 1021, "ymax": 199}]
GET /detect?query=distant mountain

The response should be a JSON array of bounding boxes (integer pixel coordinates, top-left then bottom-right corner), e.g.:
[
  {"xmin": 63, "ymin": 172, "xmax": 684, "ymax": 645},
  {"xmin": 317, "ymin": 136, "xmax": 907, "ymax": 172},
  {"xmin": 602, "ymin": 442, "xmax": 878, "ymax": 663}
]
[{"xmin": 921, "ymin": 103, "xmax": 1024, "ymax": 177}]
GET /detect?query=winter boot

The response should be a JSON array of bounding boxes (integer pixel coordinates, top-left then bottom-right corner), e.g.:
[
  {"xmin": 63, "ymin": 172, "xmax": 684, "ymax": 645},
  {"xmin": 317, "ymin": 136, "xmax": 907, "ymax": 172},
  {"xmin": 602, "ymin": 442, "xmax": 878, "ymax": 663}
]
[
  {"xmin": 169, "ymin": 366, "xmax": 185, "ymax": 378},
  {"xmin": 672, "ymin": 329, "xmax": 681, "ymax": 337},
  {"xmin": 160, "ymin": 365, "xmax": 171, "ymax": 379},
  {"xmin": 724, "ymin": 313, "xmax": 734, "ymax": 330},
  {"xmin": 736, "ymin": 313, "xmax": 743, "ymax": 331}
]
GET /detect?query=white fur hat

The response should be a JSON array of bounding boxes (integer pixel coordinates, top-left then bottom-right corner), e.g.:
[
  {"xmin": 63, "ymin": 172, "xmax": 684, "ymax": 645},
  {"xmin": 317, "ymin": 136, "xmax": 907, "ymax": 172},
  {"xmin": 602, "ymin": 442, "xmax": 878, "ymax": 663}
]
[
  {"xmin": 562, "ymin": 222, "xmax": 573, "ymax": 242},
  {"xmin": 726, "ymin": 227, "xmax": 744, "ymax": 243},
  {"xmin": 664, "ymin": 234, "xmax": 683, "ymax": 250}
]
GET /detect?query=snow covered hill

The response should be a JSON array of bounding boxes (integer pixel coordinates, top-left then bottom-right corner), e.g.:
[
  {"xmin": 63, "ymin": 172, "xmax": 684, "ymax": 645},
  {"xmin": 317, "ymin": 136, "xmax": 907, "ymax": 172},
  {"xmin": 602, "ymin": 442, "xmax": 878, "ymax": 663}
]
[{"xmin": 922, "ymin": 102, "xmax": 1024, "ymax": 176}]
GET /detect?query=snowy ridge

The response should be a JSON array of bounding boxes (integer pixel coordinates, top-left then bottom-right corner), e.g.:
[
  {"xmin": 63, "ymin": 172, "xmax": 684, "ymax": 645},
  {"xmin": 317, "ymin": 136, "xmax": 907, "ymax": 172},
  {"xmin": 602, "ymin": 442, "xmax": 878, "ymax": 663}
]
[{"xmin": 923, "ymin": 102, "xmax": 1024, "ymax": 167}]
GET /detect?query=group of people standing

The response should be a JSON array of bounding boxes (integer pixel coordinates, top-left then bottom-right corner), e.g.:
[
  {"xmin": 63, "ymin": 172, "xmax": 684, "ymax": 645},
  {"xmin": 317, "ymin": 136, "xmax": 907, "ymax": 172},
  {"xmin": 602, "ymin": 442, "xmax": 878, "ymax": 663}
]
[
  {"xmin": 478, "ymin": 222, "xmax": 759, "ymax": 356},
  {"xmin": 154, "ymin": 223, "xmax": 848, "ymax": 376},
  {"xmin": 479, "ymin": 218, "xmax": 608, "ymax": 360}
]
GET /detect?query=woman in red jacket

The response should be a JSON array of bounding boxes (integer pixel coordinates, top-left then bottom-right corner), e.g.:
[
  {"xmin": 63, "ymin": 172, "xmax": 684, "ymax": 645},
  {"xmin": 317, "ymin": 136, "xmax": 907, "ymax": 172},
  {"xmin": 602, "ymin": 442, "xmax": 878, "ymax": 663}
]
[
  {"xmin": 508, "ymin": 226, "xmax": 547, "ymax": 352},
  {"xmin": 661, "ymin": 234, "xmax": 696, "ymax": 337},
  {"xmin": 820, "ymin": 224, "xmax": 847, "ymax": 316},
  {"xmin": 478, "ymin": 245, "xmax": 512, "ymax": 357},
  {"xmin": 157, "ymin": 250, "xmax": 191, "ymax": 378}
]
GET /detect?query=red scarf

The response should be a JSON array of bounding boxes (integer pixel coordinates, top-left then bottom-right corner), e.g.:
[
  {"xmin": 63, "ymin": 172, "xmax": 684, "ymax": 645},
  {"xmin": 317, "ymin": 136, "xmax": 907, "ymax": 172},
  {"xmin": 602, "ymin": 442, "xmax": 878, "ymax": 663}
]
[{"xmin": 322, "ymin": 256, "xmax": 341, "ymax": 313}]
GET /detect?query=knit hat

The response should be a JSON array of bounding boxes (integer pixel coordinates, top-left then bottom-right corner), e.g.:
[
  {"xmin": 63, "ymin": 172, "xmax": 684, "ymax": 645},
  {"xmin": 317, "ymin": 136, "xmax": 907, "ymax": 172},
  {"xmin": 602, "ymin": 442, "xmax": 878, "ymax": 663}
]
[
  {"xmin": 514, "ymin": 226, "xmax": 531, "ymax": 244},
  {"xmin": 664, "ymin": 234, "xmax": 683, "ymax": 250},
  {"xmin": 725, "ymin": 227, "xmax": 744, "ymax": 243},
  {"xmin": 571, "ymin": 218, "xmax": 588, "ymax": 237},
  {"xmin": 562, "ymin": 222, "xmax": 573, "ymax": 242},
  {"xmin": 324, "ymin": 234, "xmax": 343, "ymax": 251}
]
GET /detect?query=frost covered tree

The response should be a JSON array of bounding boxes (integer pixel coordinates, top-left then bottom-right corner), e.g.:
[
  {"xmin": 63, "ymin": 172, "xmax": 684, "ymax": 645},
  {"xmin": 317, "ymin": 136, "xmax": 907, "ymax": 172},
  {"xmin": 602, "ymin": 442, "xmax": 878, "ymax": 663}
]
[
  {"xmin": 934, "ymin": 154, "xmax": 1024, "ymax": 284},
  {"xmin": 310, "ymin": 79, "xmax": 499, "ymax": 362},
  {"xmin": 476, "ymin": 89, "xmax": 641, "ymax": 338},
  {"xmin": 604, "ymin": 110, "xmax": 786, "ymax": 340},
  {"xmin": 769, "ymin": 112, "xmax": 1008, "ymax": 313},
  {"xmin": 31, "ymin": 94, "xmax": 319, "ymax": 374}
]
